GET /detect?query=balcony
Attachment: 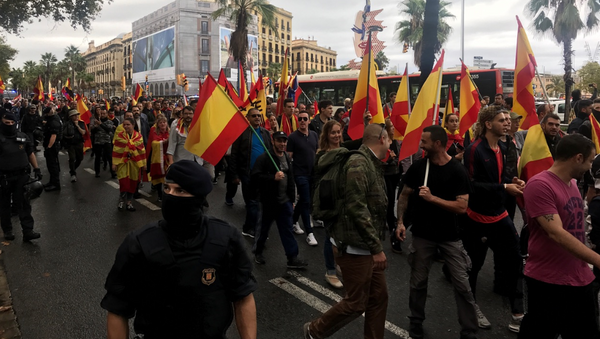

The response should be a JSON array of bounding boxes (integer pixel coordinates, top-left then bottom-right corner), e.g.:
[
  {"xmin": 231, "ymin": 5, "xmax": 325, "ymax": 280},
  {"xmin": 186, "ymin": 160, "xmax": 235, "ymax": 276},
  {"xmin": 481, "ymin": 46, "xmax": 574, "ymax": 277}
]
[
  {"xmin": 275, "ymin": 37, "xmax": 279, "ymax": 42},
  {"xmin": 262, "ymin": 46, "xmax": 267, "ymax": 51},
  {"xmin": 275, "ymin": 49, "xmax": 279, "ymax": 54},
  {"xmin": 261, "ymin": 61, "xmax": 267, "ymax": 66},
  {"xmin": 287, "ymin": 27, "xmax": 290, "ymax": 32},
  {"xmin": 268, "ymin": 48, "xmax": 273, "ymax": 52},
  {"xmin": 262, "ymin": 33, "xmax": 266, "ymax": 39},
  {"xmin": 268, "ymin": 35, "xmax": 273, "ymax": 40}
]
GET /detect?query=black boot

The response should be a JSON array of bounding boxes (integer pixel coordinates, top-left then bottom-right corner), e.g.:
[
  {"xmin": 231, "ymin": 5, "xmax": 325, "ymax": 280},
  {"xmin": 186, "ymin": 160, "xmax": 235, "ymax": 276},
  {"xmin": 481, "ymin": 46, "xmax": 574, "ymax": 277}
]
[{"xmin": 23, "ymin": 231, "xmax": 41, "ymax": 241}]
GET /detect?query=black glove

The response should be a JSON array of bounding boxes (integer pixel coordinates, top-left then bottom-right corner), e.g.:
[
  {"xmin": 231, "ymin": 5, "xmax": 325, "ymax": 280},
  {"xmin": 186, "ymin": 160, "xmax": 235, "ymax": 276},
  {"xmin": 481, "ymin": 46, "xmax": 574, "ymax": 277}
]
[{"xmin": 33, "ymin": 168, "xmax": 42, "ymax": 181}]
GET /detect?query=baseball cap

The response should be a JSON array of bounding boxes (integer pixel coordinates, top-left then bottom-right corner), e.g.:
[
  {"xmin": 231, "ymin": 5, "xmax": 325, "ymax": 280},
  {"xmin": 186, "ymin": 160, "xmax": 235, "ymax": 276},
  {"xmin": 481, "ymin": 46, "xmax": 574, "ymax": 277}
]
[
  {"xmin": 509, "ymin": 112, "xmax": 522, "ymax": 120},
  {"xmin": 272, "ymin": 131, "xmax": 288, "ymax": 140}
]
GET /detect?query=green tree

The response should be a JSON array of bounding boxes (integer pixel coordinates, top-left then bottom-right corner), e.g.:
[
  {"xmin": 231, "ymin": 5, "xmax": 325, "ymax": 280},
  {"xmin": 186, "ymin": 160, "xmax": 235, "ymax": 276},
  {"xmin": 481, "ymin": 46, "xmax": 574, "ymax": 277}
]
[
  {"xmin": 212, "ymin": 0, "xmax": 277, "ymax": 68},
  {"xmin": 64, "ymin": 44, "xmax": 86, "ymax": 84},
  {"xmin": 40, "ymin": 52, "xmax": 57, "ymax": 89},
  {"xmin": 545, "ymin": 74, "xmax": 566, "ymax": 97},
  {"xmin": 306, "ymin": 68, "xmax": 319, "ymax": 74},
  {"xmin": 331, "ymin": 64, "xmax": 351, "ymax": 72},
  {"xmin": 0, "ymin": 37, "xmax": 16, "ymax": 81},
  {"xmin": 0, "ymin": 0, "xmax": 109, "ymax": 35},
  {"xmin": 395, "ymin": 0, "xmax": 454, "ymax": 71},
  {"xmin": 22, "ymin": 60, "xmax": 42, "ymax": 93},
  {"xmin": 375, "ymin": 51, "xmax": 389, "ymax": 70},
  {"xmin": 577, "ymin": 61, "xmax": 600, "ymax": 95},
  {"xmin": 266, "ymin": 62, "xmax": 282, "ymax": 78},
  {"xmin": 527, "ymin": 0, "xmax": 600, "ymax": 111},
  {"xmin": 8, "ymin": 68, "xmax": 25, "ymax": 93}
]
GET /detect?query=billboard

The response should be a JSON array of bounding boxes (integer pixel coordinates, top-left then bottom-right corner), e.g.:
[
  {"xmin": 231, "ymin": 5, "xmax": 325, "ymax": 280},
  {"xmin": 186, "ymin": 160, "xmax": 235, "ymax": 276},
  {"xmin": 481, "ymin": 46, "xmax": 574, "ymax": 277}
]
[
  {"xmin": 219, "ymin": 27, "xmax": 258, "ymax": 77},
  {"xmin": 132, "ymin": 27, "xmax": 176, "ymax": 83}
]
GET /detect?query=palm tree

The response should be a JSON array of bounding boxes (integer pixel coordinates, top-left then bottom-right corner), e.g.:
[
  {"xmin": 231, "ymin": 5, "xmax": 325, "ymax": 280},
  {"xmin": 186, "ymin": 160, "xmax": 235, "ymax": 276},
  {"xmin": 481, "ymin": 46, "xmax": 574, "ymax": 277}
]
[
  {"xmin": 64, "ymin": 45, "xmax": 86, "ymax": 85},
  {"xmin": 527, "ymin": 0, "xmax": 600, "ymax": 110},
  {"xmin": 545, "ymin": 75, "xmax": 566, "ymax": 97},
  {"xmin": 212, "ymin": 0, "xmax": 277, "ymax": 68},
  {"xmin": 395, "ymin": 0, "xmax": 454, "ymax": 71},
  {"xmin": 40, "ymin": 52, "xmax": 58, "ymax": 89},
  {"xmin": 22, "ymin": 60, "xmax": 40, "ymax": 94},
  {"xmin": 8, "ymin": 68, "xmax": 25, "ymax": 94}
]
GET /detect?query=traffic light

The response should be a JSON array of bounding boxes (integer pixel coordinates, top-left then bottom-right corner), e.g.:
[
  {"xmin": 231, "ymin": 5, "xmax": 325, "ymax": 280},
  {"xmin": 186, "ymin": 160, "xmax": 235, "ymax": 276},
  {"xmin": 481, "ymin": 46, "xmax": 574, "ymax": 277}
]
[
  {"xmin": 182, "ymin": 74, "xmax": 189, "ymax": 92},
  {"xmin": 403, "ymin": 43, "xmax": 409, "ymax": 53},
  {"xmin": 121, "ymin": 76, "xmax": 126, "ymax": 91},
  {"xmin": 176, "ymin": 74, "xmax": 182, "ymax": 86}
]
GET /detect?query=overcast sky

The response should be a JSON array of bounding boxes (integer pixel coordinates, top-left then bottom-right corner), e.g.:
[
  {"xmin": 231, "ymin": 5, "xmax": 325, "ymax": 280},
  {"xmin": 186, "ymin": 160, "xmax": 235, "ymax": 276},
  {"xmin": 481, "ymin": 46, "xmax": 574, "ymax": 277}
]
[{"xmin": 4, "ymin": 0, "xmax": 599, "ymax": 75}]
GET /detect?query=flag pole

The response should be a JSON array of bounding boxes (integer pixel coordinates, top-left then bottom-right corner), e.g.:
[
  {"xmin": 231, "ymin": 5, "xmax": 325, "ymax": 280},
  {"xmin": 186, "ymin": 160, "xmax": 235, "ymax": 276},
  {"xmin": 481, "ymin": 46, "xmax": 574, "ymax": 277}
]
[
  {"xmin": 432, "ymin": 54, "xmax": 444, "ymax": 125},
  {"xmin": 405, "ymin": 63, "xmax": 412, "ymax": 118},
  {"xmin": 365, "ymin": 31, "xmax": 373, "ymax": 118},
  {"xmin": 459, "ymin": 58, "xmax": 485, "ymax": 102},
  {"xmin": 534, "ymin": 67, "xmax": 551, "ymax": 105}
]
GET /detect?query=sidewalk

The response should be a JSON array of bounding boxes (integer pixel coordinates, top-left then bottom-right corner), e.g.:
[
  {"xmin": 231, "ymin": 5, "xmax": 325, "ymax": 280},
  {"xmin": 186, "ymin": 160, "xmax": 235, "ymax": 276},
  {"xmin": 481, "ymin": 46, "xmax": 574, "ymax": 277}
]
[{"xmin": 0, "ymin": 249, "xmax": 21, "ymax": 339}]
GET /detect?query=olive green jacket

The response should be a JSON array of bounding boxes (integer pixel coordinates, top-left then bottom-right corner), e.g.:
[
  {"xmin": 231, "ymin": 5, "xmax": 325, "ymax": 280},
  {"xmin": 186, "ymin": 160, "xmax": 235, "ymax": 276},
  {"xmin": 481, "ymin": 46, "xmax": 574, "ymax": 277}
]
[{"xmin": 330, "ymin": 144, "xmax": 388, "ymax": 254}]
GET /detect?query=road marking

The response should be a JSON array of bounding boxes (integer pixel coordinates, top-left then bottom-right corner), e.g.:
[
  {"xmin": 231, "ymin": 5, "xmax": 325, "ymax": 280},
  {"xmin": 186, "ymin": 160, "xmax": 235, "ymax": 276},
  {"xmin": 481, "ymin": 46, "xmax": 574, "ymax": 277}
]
[
  {"xmin": 271, "ymin": 274, "xmax": 409, "ymax": 338},
  {"xmin": 136, "ymin": 199, "xmax": 161, "ymax": 211},
  {"xmin": 84, "ymin": 168, "xmax": 95, "ymax": 175},
  {"xmin": 104, "ymin": 181, "xmax": 120, "ymax": 190},
  {"xmin": 138, "ymin": 190, "xmax": 151, "ymax": 197},
  {"xmin": 58, "ymin": 151, "xmax": 66, "ymax": 156}
]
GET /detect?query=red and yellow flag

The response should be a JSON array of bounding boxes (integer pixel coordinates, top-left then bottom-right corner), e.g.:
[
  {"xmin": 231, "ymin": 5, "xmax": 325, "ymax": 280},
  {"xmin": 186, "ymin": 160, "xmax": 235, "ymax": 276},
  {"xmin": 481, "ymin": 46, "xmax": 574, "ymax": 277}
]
[
  {"xmin": 62, "ymin": 78, "xmax": 73, "ymax": 101},
  {"xmin": 247, "ymin": 74, "xmax": 267, "ymax": 120},
  {"xmin": 132, "ymin": 83, "xmax": 143, "ymax": 105},
  {"xmin": 519, "ymin": 124, "xmax": 554, "ymax": 181},
  {"xmin": 442, "ymin": 86, "xmax": 455, "ymax": 127},
  {"xmin": 34, "ymin": 76, "xmax": 44, "ymax": 101},
  {"xmin": 399, "ymin": 50, "xmax": 445, "ymax": 160},
  {"xmin": 184, "ymin": 74, "xmax": 249, "ymax": 165},
  {"xmin": 390, "ymin": 65, "xmax": 410, "ymax": 140},
  {"xmin": 513, "ymin": 16, "xmax": 538, "ymax": 130},
  {"xmin": 590, "ymin": 114, "xmax": 600, "ymax": 153},
  {"xmin": 218, "ymin": 68, "xmax": 243, "ymax": 108},
  {"xmin": 458, "ymin": 61, "xmax": 481, "ymax": 137},
  {"xmin": 0, "ymin": 75, "xmax": 5, "ymax": 94},
  {"xmin": 48, "ymin": 89, "xmax": 54, "ymax": 101},
  {"xmin": 348, "ymin": 34, "xmax": 385, "ymax": 140},
  {"xmin": 76, "ymin": 94, "xmax": 92, "ymax": 124},
  {"xmin": 277, "ymin": 49, "xmax": 289, "ymax": 117}
]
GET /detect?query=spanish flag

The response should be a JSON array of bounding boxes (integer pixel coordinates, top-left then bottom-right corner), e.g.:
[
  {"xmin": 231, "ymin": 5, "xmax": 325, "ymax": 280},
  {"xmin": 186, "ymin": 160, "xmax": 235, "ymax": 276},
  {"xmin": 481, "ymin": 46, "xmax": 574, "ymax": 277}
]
[
  {"xmin": 513, "ymin": 16, "xmax": 538, "ymax": 130},
  {"xmin": 390, "ymin": 65, "xmax": 410, "ymax": 140},
  {"xmin": 442, "ymin": 85, "xmax": 455, "ymax": 127},
  {"xmin": 519, "ymin": 124, "xmax": 553, "ymax": 181},
  {"xmin": 590, "ymin": 114, "xmax": 600, "ymax": 153},
  {"xmin": 0, "ymin": 75, "xmax": 5, "ymax": 94},
  {"xmin": 348, "ymin": 34, "xmax": 385, "ymax": 140},
  {"xmin": 277, "ymin": 49, "xmax": 289, "ymax": 117},
  {"xmin": 218, "ymin": 69, "xmax": 244, "ymax": 108},
  {"xmin": 184, "ymin": 74, "xmax": 248, "ymax": 165},
  {"xmin": 48, "ymin": 89, "xmax": 54, "ymax": 101},
  {"xmin": 34, "ymin": 76, "xmax": 44, "ymax": 101},
  {"xmin": 76, "ymin": 94, "xmax": 92, "ymax": 124},
  {"xmin": 458, "ymin": 61, "xmax": 481, "ymax": 137},
  {"xmin": 132, "ymin": 83, "xmax": 143, "ymax": 105},
  {"xmin": 62, "ymin": 78, "xmax": 73, "ymax": 101},
  {"xmin": 399, "ymin": 50, "xmax": 445, "ymax": 160}
]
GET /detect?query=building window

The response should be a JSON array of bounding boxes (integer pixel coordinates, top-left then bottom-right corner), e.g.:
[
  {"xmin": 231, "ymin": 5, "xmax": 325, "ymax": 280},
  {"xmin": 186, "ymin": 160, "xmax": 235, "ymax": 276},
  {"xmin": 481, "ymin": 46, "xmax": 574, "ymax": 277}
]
[
  {"xmin": 263, "ymin": 53, "xmax": 266, "ymax": 61},
  {"xmin": 281, "ymin": 19, "xmax": 284, "ymax": 28},
  {"xmin": 297, "ymin": 52, "xmax": 300, "ymax": 60},
  {"xmin": 306, "ymin": 52, "xmax": 308, "ymax": 60},
  {"xmin": 306, "ymin": 63, "xmax": 308, "ymax": 70},
  {"xmin": 276, "ymin": 56, "xmax": 279, "ymax": 63},
  {"xmin": 287, "ymin": 34, "xmax": 290, "ymax": 41},
  {"xmin": 201, "ymin": 60, "xmax": 209, "ymax": 73},
  {"xmin": 262, "ymin": 27, "xmax": 266, "ymax": 34},
  {"xmin": 201, "ymin": 21, "xmax": 209, "ymax": 34},
  {"xmin": 321, "ymin": 56, "xmax": 324, "ymax": 64},
  {"xmin": 202, "ymin": 39, "xmax": 209, "ymax": 54},
  {"xmin": 321, "ymin": 66, "xmax": 324, "ymax": 72},
  {"xmin": 310, "ymin": 54, "xmax": 313, "ymax": 62},
  {"xmin": 269, "ymin": 55, "xmax": 272, "ymax": 62},
  {"xmin": 281, "ymin": 33, "xmax": 284, "ymax": 39}
]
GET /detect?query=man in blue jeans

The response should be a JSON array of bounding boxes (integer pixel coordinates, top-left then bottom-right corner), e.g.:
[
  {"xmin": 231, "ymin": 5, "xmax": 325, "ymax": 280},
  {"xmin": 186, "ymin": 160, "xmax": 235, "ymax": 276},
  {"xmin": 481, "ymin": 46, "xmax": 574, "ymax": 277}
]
[
  {"xmin": 252, "ymin": 131, "xmax": 308, "ymax": 268},
  {"xmin": 287, "ymin": 109, "xmax": 319, "ymax": 246},
  {"xmin": 229, "ymin": 109, "xmax": 272, "ymax": 238}
]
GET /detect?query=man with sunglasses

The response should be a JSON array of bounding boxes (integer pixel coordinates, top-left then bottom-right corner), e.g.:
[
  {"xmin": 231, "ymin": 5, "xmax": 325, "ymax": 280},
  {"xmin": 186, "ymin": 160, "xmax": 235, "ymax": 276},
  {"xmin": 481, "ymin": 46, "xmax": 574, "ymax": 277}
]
[
  {"xmin": 287, "ymin": 111, "xmax": 319, "ymax": 245},
  {"xmin": 230, "ymin": 108, "xmax": 272, "ymax": 237}
]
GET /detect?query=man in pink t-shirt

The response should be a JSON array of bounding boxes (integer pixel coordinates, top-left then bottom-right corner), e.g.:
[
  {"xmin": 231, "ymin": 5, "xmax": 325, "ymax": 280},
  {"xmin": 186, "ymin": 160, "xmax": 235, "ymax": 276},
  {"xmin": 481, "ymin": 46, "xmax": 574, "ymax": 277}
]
[{"xmin": 520, "ymin": 134, "xmax": 600, "ymax": 339}]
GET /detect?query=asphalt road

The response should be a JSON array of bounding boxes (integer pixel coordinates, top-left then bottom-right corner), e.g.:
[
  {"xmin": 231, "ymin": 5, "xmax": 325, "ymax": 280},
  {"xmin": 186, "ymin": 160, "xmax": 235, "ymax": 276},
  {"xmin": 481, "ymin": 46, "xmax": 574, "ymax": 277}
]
[{"xmin": 1, "ymin": 150, "xmax": 522, "ymax": 339}]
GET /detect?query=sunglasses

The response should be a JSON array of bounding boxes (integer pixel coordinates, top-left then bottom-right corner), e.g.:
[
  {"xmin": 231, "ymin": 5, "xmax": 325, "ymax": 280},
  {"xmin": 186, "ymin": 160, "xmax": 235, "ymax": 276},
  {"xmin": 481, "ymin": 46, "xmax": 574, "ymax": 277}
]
[
  {"xmin": 298, "ymin": 117, "xmax": 309, "ymax": 122},
  {"xmin": 250, "ymin": 114, "xmax": 262, "ymax": 118}
]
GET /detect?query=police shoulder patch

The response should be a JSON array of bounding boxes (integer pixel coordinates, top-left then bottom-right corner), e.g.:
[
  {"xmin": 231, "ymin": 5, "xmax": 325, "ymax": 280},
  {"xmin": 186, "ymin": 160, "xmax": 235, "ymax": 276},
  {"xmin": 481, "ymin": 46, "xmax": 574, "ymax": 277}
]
[{"xmin": 202, "ymin": 268, "xmax": 216, "ymax": 285}]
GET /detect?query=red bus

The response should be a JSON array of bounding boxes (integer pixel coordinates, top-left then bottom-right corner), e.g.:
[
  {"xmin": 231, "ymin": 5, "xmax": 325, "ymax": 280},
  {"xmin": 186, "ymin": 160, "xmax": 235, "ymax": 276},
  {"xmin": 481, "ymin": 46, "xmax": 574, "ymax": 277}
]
[{"xmin": 295, "ymin": 68, "xmax": 514, "ymax": 108}]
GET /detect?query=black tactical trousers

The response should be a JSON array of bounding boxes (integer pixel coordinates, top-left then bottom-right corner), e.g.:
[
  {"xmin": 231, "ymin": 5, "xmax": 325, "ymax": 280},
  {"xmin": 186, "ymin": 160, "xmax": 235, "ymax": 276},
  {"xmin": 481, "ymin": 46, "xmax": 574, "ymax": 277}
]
[
  {"xmin": 0, "ymin": 172, "xmax": 34, "ymax": 234},
  {"xmin": 44, "ymin": 146, "xmax": 60, "ymax": 186}
]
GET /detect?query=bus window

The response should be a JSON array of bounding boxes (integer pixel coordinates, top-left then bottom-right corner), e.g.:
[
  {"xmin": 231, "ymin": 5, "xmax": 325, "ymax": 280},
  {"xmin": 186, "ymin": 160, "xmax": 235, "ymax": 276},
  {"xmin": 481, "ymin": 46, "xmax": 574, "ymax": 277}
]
[{"xmin": 322, "ymin": 88, "xmax": 336, "ymax": 102}]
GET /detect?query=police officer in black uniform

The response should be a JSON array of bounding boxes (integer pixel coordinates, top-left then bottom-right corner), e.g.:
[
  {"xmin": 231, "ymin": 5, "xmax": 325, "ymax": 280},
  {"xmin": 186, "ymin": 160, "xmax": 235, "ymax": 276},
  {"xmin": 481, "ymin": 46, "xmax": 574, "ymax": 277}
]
[
  {"xmin": 101, "ymin": 160, "xmax": 258, "ymax": 339},
  {"xmin": 0, "ymin": 111, "xmax": 42, "ymax": 241},
  {"xmin": 42, "ymin": 105, "xmax": 62, "ymax": 191}
]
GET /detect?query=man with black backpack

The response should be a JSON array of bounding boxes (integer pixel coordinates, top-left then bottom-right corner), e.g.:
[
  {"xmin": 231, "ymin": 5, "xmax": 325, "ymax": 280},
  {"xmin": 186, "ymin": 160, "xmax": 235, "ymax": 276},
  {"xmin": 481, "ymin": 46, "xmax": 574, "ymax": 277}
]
[
  {"xmin": 304, "ymin": 123, "xmax": 390, "ymax": 339},
  {"xmin": 42, "ymin": 105, "xmax": 62, "ymax": 192}
]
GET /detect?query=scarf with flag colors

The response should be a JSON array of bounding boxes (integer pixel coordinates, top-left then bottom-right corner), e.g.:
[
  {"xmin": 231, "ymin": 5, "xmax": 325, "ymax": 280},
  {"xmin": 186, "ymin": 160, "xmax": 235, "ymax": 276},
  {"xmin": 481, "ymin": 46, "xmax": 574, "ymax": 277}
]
[
  {"xmin": 348, "ymin": 34, "xmax": 385, "ymax": 140},
  {"xmin": 513, "ymin": 16, "xmax": 538, "ymax": 130},
  {"xmin": 34, "ymin": 76, "xmax": 44, "ymax": 101},
  {"xmin": 458, "ymin": 61, "xmax": 481, "ymax": 137},
  {"xmin": 399, "ymin": 50, "xmax": 445, "ymax": 160},
  {"xmin": 76, "ymin": 94, "xmax": 92, "ymax": 124},
  {"xmin": 112, "ymin": 129, "xmax": 146, "ymax": 193},
  {"xmin": 390, "ymin": 66, "xmax": 410, "ymax": 140},
  {"xmin": 147, "ymin": 126, "xmax": 170, "ymax": 185},
  {"xmin": 184, "ymin": 74, "xmax": 249, "ymax": 165},
  {"xmin": 518, "ymin": 124, "xmax": 553, "ymax": 181}
]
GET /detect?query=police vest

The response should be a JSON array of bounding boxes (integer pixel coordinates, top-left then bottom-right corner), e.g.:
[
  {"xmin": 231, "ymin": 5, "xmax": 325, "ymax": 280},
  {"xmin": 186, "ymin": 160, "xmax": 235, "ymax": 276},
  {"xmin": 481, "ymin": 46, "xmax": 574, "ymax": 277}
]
[
  {"xmin": 133, "ymin": 217, "xmax": 237, "ymax": 339},
  {"xmin": 0, "ymin": 132, "xmax": 30, "ymax": 172}
]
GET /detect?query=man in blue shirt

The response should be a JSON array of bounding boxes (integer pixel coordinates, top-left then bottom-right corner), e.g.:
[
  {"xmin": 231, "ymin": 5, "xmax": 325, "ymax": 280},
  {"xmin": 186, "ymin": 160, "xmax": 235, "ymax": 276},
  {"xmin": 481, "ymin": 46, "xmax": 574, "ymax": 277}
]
[{"xmin": 230, "ymin": 109, "xmax": 272, "ymax": 237}]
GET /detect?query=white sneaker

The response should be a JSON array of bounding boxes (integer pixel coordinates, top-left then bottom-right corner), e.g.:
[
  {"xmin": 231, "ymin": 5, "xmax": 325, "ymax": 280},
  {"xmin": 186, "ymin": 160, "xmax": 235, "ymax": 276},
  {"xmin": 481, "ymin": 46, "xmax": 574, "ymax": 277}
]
[
  {"xmin": 70, "ymin": 175, "xmax": 77, "ymax": 182},
  {"xmin": 311, "ymin": 217, "xmax": 324, "ymax": 228},
  {"xmin": 306, "ymin": 233, "xmax": 318, "ymax": 246},
  {"xmin": 293, "ymin": 222, "xmax": 305, "ymax": 235},
  {"xmin": 474, "ymin": 304, "xmax": 491, "ymax": 329}
]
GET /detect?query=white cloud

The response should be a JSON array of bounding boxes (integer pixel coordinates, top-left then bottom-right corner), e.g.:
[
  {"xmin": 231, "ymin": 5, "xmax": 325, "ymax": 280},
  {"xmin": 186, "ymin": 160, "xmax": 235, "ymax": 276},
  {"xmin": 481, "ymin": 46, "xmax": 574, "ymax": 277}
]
[{"xmin": 3, "ymin": 0, "xmax": 598, "ymax": 76}]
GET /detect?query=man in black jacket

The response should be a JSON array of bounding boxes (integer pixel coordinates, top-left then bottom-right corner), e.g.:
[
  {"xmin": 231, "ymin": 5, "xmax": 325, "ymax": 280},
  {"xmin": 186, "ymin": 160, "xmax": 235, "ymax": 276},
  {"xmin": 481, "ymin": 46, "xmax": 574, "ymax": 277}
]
[
  {"xmin": 251, "ymin": 131, "xmax": 307, "ymax": 269},
  {"xmin": 229, "ymin": 109, "xmax": 272, "ymax": 237}
]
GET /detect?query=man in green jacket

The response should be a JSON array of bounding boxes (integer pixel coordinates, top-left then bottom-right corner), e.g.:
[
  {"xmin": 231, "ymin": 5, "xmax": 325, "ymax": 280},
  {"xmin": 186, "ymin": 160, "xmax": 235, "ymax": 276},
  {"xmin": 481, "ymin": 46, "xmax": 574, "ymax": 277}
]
[{"xmin": 304, "ymin": 123, "xmax": 390, "ymax": 339}]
